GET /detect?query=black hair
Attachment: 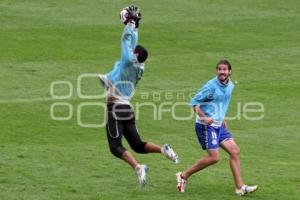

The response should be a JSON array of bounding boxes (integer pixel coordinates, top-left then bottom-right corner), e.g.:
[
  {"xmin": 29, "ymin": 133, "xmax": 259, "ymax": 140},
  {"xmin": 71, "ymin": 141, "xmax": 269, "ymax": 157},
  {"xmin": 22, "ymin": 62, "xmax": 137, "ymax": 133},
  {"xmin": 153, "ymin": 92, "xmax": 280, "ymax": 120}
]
[
  {"xmin": 134, "ymin": 45, "xmax": 148, "ymax": 63},
  {"xmin": 216, "ymin": 59, "xmax": 232, "ymax": 70}
]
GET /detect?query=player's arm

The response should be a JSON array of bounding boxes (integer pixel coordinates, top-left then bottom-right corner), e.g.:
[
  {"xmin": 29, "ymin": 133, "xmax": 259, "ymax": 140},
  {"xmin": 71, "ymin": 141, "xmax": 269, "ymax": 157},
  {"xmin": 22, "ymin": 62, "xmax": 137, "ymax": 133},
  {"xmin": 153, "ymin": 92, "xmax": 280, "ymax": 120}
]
[
  {"xmin": 193, "ymin": 106, "xmax": 214, "ymax": 125},
  {"xmin": 190, "ymin": 84, "xmax": 215, "ymax": 125},
  {"xmin": 121, "ymin": 24, "xmax": 137, "ymax": 64},
  {"xmin": 119, "ymin": 6, "xmax": 142, "ymax": 64}
]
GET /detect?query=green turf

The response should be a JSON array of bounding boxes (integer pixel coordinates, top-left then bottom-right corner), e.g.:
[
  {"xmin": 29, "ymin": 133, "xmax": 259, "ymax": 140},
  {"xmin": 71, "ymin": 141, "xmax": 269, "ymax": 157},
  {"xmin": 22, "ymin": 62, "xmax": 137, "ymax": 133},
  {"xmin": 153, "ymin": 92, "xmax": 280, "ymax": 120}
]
[{"xmin": 1, "ymin": 0, "xmax": 300, "ymax": 199}]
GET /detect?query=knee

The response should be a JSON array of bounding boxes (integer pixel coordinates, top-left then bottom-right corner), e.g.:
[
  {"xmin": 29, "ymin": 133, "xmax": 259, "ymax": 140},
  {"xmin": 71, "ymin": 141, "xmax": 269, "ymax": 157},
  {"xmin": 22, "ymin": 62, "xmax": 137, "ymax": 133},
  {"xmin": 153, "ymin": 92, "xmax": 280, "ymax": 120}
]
[
  {"xmin": 131, "ymin": 142, "xmax": 147, "ymax": 154},
  {"xmin": 230, "ymin": 146, "xmax": 240, "ymax": 158},
  {"xmin": 109, "ymin": 145, "xmax": 125, "ymax": 158},
  {"xmin": 209, "ymin": 154, "xmax": 220, "ymax": 164}
]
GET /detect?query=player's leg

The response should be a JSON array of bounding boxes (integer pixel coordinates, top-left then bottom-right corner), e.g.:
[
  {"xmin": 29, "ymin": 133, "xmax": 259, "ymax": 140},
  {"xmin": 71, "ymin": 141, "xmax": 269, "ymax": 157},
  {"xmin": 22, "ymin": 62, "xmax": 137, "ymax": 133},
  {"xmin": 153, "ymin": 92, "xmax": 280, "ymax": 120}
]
[
  {"xmin": 124, "ymin": 122, "xmax": 179, "ymax": 162},
  {"xmin": 123, "ymin": 116, "xmax": 178, "ymax": 163},
  {"xmin": 106, "ymin": 119, "xmax": 138, "ymax": 168},
  {"xmin": 110, "ymin": 104, "xmax": 149, "ymax": 187},
  {"xmin": 121, "ymin": 151, "xmax": 138, "ymax": 168},
  {"xmin": 182, "ymin": 124, "xmax": 221, "ymax": 178},
  {"xmin": 176, "ymin": 149, "xmax": 219, "ymax": 192},
  {"xmin": 220, "ymin": 138, "xmax": 243, "ymax": 188},
  {"xmin": 177, "ymin": 124, "xmax": 220, "ymax": 192},
  {"xmin": 106, "ymin": 119, "xmax": 139, "ymax": 169},
  {"xmin": 181, "ymin": 149, "xmax": 219, "ymax": 179},
  {"xmin": 121, "ymin": 122, "xmax": 149, "ymax": 187},
  {"xmin": 106, "ymin": 103, "xmax": 138, "ymax": 169},
  {"xmin": 220, "ymin": 128, "xmax": 258, "ymax": 195},
  {"xmin": 123, "ymin": 120, "xmax": 168, "ymax": 153},
  {"xmin": 121, "ymin": 104, "xmax": 160, "ymax": 153},
  {"xmin": 122, "ymin": 107, "xmax": 149, "ymax": 154}
]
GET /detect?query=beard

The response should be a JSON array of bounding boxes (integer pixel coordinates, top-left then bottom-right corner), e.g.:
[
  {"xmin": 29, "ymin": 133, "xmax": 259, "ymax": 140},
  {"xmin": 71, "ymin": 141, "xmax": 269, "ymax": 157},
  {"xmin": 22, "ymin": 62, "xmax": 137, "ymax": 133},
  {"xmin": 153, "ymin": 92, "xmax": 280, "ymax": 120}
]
[{"xmin": 218, "ymin": 74, "xmax": 229, "ymax": 83}]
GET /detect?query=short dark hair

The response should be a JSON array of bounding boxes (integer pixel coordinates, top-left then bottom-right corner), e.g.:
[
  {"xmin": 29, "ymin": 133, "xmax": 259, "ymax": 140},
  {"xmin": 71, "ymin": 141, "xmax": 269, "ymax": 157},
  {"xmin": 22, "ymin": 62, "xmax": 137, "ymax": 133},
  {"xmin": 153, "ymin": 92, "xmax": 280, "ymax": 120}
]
[
  {"xmin": 134, "ymin": 45, "xmax": 148, "ymax": 63},
  {"xmin": 216, "ymin": 59, "xmax": 232, "ymax": 70}
]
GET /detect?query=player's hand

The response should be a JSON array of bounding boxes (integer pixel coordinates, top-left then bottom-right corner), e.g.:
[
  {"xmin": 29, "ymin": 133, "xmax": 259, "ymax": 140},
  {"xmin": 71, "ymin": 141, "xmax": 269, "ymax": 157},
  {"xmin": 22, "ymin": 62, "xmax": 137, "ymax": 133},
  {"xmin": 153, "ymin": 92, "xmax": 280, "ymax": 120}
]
[
  {"xmin": 120, "ymin": 5, "xmax": 141, "ymax": 28},
  {"xmin": 201, "ymin": 117, "xmax": 214, "ymax": 125},
  {"xmin": 126, "ymin": 6, "xmax": 141, "ymax": 28},
  {"xmin": 127, "ymin": 19, "xmax": 137, "ymax": 27},
  {"xmin": 222, "ymin": 121, "xmax": 228, "ymax": 129}
]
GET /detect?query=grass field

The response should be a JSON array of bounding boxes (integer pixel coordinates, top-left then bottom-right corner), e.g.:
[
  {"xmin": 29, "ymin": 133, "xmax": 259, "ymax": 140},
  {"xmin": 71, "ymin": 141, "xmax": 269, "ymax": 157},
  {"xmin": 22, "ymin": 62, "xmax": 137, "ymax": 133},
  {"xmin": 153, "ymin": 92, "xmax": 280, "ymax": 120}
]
[{"xmin": 1, "ymin": 0, "xmax": 300, "ymax": 199}]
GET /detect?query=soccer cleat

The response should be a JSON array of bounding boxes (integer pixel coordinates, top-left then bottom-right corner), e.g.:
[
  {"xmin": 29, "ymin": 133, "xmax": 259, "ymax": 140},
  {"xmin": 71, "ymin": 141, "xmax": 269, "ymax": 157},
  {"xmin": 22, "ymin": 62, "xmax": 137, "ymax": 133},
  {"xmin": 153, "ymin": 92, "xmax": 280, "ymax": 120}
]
[
  {"xmin": 135, "ymin": 164, "xmax": 148, "ymax": 188},
  {"xmin": 235, "ymin": 184, "xmax": 258, "ymax": 196},
  {"xmin": 176, "ymin": 172, "xmax": 187, "ymax": 192},
  {"xmin": 161, "ymin": 144, "xmax": 179, "ymax": 164}
]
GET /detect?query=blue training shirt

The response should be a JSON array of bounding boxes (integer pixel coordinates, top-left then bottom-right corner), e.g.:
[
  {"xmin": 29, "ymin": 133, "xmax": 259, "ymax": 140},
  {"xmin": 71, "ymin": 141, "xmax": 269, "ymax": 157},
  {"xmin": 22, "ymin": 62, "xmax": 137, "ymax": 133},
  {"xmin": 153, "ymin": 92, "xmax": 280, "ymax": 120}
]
[
  {"xmin": 106, "ymin": 23, "xmax": 144, "ymax": 101},
  {"xmin": 190, "ymin": 76, "xmax": 234, "ymax": 125}
]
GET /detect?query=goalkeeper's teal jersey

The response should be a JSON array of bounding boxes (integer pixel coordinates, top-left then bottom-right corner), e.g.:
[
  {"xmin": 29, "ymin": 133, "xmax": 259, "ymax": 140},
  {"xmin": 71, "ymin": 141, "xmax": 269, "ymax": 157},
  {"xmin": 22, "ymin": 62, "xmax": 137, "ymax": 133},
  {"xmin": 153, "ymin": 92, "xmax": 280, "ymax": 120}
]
[{"xmin": 106, "ymin": 23, "xmax": 144, "ymax": 102}]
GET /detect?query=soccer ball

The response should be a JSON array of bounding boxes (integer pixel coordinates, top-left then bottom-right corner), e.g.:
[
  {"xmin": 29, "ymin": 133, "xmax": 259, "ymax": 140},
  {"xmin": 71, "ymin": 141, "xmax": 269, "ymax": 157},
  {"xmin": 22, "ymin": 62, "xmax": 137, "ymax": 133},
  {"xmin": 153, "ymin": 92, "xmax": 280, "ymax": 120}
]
[
  {"xmin": 120, "ymin": 9, "xmax": 129, "ymax": 24},
  {"xmin": 119, "ymin": 6, "xmax": 141, "ymax": 25}
]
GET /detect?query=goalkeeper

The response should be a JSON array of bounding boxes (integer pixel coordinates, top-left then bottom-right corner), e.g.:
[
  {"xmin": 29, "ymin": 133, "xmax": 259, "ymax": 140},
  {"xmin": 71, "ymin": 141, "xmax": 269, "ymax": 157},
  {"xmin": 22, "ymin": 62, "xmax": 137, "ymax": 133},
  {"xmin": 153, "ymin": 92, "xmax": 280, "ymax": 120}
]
[{"xmin": 98, "ymin": 5, "xmax": 179, "ymax": 188}]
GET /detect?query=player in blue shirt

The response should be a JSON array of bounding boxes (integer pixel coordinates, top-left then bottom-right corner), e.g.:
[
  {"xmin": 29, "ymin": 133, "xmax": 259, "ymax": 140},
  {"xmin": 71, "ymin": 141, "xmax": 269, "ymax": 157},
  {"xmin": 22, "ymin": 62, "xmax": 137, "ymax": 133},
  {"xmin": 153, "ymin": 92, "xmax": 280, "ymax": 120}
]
[
  {"xmin": 98, "ymin": 6, "xmax": 178, "ymax": 188},
  {"xmin": 176, "ymin": 59, "xmax": 258, "ymax": 195}
]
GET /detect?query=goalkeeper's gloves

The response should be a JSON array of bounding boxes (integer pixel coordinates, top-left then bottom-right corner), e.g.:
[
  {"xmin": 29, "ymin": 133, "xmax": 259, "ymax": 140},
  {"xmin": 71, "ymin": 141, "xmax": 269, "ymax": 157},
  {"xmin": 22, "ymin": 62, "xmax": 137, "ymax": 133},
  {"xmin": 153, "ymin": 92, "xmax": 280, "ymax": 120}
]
[{"xmin": 120, "ymin": 5, "xmax": 141, "ymax": 28}]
